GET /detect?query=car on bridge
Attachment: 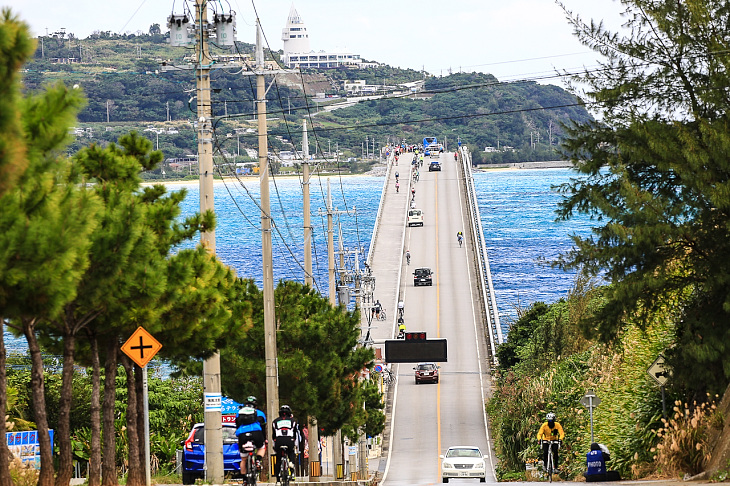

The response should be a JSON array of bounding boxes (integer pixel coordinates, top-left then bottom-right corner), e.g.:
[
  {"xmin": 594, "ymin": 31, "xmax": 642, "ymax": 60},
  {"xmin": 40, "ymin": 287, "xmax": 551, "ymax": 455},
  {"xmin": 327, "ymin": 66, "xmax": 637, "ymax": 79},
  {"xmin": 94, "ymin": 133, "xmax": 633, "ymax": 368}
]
[
  {"xmin": 440, "ymin": 446, "xmax": 488, "ymax": 483},
  {"xmin": 407, "ymin": 208, "xmax": 424, "ymax": 226},
  {"xmin": 180, "ymin": 422, "xmax": 241, "ymax": 484},
  {"xmin": 414, "ymin": 362, "xmax": 440, "ymax": 384},
  {"xmin": 413, "ymin": 267, "xmax": 433, "ymax": 286},
  {"xmin": 429, "ymin": 161, "xmax": 441, "ymax": 171}
]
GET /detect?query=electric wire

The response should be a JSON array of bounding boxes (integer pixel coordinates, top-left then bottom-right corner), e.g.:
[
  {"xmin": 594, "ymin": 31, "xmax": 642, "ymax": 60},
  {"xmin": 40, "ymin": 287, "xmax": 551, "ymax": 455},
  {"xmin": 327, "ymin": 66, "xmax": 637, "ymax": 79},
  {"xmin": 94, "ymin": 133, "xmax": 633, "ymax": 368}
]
[{"xmin": 209, "ymin": 121, "xmax": 321, "ymax": 290}]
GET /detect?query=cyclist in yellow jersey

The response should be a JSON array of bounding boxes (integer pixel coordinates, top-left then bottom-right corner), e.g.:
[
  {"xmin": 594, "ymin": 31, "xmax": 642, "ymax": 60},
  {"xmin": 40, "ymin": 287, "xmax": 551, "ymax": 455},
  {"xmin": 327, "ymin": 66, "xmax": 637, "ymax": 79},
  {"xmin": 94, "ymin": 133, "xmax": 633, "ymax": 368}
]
[{"xmin": 537, "ymin": 412, "xmax": 565, "ymax": 470}]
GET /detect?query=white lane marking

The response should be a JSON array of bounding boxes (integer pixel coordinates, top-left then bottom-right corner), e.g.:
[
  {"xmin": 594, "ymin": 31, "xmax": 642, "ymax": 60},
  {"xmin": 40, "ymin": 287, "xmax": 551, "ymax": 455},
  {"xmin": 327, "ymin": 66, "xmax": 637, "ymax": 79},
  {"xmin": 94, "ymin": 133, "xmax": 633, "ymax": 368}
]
[
  {"xmin": 456, "ymin": 167, "xmax": 497, "ymax": 479},
  {"xmin": 381, "ymin": 158, "xmax": 413, "ymax": 484}
]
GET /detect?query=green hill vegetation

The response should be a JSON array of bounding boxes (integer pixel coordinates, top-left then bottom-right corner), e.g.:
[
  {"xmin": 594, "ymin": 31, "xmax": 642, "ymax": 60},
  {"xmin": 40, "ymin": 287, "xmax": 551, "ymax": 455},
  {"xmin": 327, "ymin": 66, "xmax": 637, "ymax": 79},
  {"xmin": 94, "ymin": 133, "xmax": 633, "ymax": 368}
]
[{"xmin": 21, "ymin": 30, "xmax": 591, "ymax": 172}]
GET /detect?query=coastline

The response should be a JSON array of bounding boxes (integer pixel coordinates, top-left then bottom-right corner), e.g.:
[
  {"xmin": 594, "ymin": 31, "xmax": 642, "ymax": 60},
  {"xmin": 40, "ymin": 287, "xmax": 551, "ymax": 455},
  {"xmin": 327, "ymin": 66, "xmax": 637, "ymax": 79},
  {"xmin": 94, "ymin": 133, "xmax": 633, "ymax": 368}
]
[
  {"xmin": 474, "ymin": 160, "xmax": 574, "ymax": 171},
  {"xmin": 142, "ymin": 161, "xmax": 574, "ymax": 185}
]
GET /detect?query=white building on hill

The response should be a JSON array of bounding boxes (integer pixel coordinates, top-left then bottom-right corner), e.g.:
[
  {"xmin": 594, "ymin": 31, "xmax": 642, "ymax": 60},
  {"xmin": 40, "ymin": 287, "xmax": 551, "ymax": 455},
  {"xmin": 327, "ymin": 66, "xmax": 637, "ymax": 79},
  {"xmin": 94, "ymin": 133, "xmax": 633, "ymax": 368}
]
[{"xmin": 281, "ymin": 4, "xmax": 365, "ymax": 69}]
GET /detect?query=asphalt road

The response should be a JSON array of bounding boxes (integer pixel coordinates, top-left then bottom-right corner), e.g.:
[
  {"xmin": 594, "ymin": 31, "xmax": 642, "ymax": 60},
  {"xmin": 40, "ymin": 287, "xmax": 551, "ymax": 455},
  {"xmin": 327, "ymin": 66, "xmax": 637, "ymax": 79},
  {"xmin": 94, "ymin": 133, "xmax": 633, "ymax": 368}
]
[{"xmin": 381, "ymin": 152, "xmax": 497, "ymax": 486}]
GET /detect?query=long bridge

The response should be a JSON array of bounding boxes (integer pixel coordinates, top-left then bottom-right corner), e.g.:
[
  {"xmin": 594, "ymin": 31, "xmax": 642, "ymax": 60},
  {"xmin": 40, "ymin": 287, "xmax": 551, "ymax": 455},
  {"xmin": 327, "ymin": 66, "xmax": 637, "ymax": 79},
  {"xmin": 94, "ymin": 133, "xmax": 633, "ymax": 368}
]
[{"xmin": 357, "ymin": 148, "xmax": 504, "ymax": 485}]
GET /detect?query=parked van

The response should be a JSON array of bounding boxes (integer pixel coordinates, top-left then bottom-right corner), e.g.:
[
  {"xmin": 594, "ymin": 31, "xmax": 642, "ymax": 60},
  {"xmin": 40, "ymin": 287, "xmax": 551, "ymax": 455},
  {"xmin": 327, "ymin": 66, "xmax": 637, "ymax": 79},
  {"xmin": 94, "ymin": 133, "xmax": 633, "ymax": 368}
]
[{"xmin": 407, "ymin": 209, "xmax": 424, "ymax": 227}]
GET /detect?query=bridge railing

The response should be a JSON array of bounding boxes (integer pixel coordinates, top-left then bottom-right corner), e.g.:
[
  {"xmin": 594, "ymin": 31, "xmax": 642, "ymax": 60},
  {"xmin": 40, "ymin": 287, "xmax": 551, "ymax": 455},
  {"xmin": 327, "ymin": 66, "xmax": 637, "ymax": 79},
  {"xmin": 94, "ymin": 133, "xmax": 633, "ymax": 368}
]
[
  {"xmin": 457, "ymin": 147, "xmax": 503, "ymax": 365},
  {"xmin": 366, "ymin": 152, "xmax": 394, "ymax": 267}
]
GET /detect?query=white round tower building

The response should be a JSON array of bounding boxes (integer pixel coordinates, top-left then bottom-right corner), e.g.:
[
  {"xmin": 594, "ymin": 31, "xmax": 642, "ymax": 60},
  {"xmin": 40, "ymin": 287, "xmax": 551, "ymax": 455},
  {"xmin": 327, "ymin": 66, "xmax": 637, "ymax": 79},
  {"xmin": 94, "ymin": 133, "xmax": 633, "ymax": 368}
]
[{"xmin": 281, "ymin": 4, "xmax": 310, "ymax": 58}]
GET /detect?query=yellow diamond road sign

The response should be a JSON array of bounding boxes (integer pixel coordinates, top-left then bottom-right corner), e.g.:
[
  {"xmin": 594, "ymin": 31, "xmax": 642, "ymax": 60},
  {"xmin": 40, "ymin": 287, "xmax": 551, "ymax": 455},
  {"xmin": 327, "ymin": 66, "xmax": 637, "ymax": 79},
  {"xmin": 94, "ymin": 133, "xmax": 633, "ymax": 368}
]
[
  {"xmin": 121, "ymin": 327, "xmax": 162, "ymax": 368},
  {"xmin": 647, "ymin": 354, "xmax": 670, "ymax": 386}
]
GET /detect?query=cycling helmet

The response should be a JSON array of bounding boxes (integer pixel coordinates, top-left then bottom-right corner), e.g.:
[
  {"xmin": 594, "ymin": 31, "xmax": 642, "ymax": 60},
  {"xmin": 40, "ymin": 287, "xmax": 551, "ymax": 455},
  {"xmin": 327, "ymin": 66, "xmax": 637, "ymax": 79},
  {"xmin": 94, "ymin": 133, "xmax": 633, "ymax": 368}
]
[
  {"xmin": 245, "ymin": 396, "xmax": 257, "ymax": 407},
  {"xmin": 546, "ymin": 412, "xmax": 556, "ymax": 421},
  {"xmin": 280, "ymin": 405, "xmax": 292, "ymax": 417}
]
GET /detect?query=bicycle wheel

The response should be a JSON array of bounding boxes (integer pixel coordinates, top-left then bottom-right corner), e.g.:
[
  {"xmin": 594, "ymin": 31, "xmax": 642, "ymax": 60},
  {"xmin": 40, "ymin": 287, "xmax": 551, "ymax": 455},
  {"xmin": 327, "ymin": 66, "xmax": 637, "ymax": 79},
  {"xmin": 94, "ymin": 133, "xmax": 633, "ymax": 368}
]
[
  {"xmin": 381, "ymin": 310, "xmax": 387, "ymax": 320},
  {"xmin": 280, "ymin": 456, "xmax": 290, "ymax": 486},
  {"xmin": 247, "ymin": 453, "xmax": 257, "ymax": 486},
  {"xmin": 547, "ymin": 447, "xmax": 553, "ymax": 483}
]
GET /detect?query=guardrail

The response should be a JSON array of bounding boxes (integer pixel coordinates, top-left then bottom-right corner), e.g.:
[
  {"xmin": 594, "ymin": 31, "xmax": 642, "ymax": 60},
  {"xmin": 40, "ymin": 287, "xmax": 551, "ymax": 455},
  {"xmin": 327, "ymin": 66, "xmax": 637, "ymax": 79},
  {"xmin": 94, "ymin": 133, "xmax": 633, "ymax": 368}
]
[
  {"xmin": 366, "ymin": 153, "xmax": 394, "ymax": 267},
  {"xmin": 457, "ymin": 147, "xmax": 503, "ymax": 365}
]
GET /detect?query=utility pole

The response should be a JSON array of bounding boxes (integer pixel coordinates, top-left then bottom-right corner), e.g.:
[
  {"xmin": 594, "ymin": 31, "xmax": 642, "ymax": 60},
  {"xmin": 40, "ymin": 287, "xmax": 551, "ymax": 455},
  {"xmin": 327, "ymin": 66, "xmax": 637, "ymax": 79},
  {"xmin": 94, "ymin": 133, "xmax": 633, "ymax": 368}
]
[
  {"xmin": 302, "ymin": 120, "xmax": 320, "ymax": 482},
  {"xmin": 166, "ymin": 100, "xmax": 170, "ymax": 122},
  {"xmin": 256, "ymin": 18, "xmax": 280, "ymax": 471},
  {"xmin": 326, "ymin": 180, "xmax": 344, "ymax": 479},
  {"xmin": 194, "ymin": 0, "xmax": 224, "ymax": 482}
]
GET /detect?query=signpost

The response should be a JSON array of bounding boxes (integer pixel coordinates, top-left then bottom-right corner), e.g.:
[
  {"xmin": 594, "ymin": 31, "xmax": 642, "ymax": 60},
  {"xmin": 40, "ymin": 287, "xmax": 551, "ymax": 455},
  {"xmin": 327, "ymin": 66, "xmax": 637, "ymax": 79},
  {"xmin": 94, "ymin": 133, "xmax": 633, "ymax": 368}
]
[
  {"xmin": 647, "ymin": 354, "xmax": 671, "ymax": 418},
  {"xmin": 122, "ymin": 327, "xmax": 162, "ymax": 486},
  {"xmin": 580, "ymin": 389, "xmax": 601, "ymax": 443}
]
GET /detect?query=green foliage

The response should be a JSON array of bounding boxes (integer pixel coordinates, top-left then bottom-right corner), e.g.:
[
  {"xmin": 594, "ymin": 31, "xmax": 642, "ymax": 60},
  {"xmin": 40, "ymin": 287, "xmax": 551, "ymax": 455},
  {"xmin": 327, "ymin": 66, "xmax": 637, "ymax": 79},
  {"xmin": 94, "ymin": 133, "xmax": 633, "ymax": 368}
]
[
  {"xmin": 488, "ymin": 278, "xmax": 698, "ymax": 479},
  {"xmin": 177, "ymin": 280, "xmax": 377, "ymax": 438},
  {"xmin": 556, "ymin": 0, "xmax": 730, "ymax": 396}
]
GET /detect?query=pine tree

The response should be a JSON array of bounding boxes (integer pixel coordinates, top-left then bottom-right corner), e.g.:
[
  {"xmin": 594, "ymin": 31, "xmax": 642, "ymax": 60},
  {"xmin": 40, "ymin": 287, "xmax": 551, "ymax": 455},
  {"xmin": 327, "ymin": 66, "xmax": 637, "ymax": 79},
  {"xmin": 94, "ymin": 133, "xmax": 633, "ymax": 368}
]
[{"xmin": 556, "ymin": 0, "xmax": 730, "ymax": 395}]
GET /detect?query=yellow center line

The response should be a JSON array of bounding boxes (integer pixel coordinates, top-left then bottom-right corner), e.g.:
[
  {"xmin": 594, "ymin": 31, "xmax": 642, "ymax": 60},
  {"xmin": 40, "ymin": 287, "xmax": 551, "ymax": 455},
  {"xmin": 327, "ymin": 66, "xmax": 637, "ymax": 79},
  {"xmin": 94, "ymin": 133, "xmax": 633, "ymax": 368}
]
[{"xmin": 435, "ymin": 172, "xmax": 442, "ymax": 477}]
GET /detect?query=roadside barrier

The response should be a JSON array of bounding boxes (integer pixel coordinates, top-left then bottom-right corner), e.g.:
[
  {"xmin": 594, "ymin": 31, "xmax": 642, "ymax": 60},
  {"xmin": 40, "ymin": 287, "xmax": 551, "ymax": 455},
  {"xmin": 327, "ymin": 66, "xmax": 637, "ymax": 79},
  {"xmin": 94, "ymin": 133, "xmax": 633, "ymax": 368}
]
[{"xmin": 457, "ymin": 147, "xmax": 503, "ymax": 365}]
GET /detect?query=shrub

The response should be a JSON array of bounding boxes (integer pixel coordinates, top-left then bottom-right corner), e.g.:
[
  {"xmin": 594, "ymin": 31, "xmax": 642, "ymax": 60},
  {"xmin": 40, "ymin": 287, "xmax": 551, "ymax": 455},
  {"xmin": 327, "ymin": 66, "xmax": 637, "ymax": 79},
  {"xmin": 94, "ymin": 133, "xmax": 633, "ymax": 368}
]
[{"xmin": 651, "ymin": 397, "xmax": 721, "ymax": 476}]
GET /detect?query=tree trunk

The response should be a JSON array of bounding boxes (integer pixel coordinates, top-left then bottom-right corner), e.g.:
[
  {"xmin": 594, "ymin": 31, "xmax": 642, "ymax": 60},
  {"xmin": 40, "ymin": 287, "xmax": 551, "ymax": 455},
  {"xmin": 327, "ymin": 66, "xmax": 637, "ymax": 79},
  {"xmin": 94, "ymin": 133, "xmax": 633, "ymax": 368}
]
[
  {"xmin": 122, "ymin": 356, "xmax": 143, "ymax": 486},
  {"xmin": 88, "ymin": 331, "xmax": 101, "ymax": 486},
  {"xmin": 101, "ymin": 338, "xmax": 118, "ymax": 486},
  {"xmin": 0, "ymin": 318, "xmax": 14, "ymax": 486},
  {"xmin": 23, "ymin": 316, "xmax": 55, "ymax": 486},
  {"xmin": 55, "ymin": 320, "xmax": 77, "ymax": 486},
  {"xmin": 134, "ymin": 367, "xmax": 145, "ymax": 477}
]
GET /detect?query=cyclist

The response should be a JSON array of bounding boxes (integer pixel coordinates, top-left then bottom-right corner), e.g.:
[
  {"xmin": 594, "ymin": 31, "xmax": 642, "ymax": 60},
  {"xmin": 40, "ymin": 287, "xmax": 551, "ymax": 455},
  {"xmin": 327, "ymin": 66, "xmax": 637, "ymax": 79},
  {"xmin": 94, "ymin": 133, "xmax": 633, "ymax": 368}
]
[
  {"xmin": 454, "ymin": 152, "xmax": 458, "ymax": 161},
  {"xmin": 397, "ymin": 316, "xmax": 406, "ymax": 338},
  {"xmin": 411, "ymin": 187, "xmax": 415, "ymax": 199},
  {"xmin": 235, "ymin": 396, "xmax": 267, "ymax": 477},
  {"xmin": 410, "ymin": 199, "xmax": 417, "ymax": 209},
  {"xmin": 405, "ymin": 250, "xmax": 411, "ymax": 265},
  {"xmin": 537, "ymin": 412, "xmax": 565, "ymax": 471},
  {"xmin": 395, "ymin": 171, "xmax": 399, "ymax": 182},
  {"xmin": 457, "ymin": 231, "xmax": 464, "ymax": 247},
  {"xmin": 374, "ymin": 300, "xmax": 382, "ymax": 320},
  {"xmin": 397, "ymin": 300, "xmax": 405, "ymax": 318},
  {"xmin": 272, "ymin": 405, "xmax": 301, "ymax": 484}
]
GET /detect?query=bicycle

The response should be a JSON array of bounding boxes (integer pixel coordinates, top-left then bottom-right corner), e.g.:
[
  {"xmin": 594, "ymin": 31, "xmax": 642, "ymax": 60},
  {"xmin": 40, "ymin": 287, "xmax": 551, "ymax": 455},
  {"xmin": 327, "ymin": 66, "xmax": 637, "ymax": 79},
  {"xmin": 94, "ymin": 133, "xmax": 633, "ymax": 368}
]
[
  {"xmin": 381, "ymin": 368, "xmax": 396, "ymax": 385},
  {"xmin": 277, "ymin": 445, "xmax": 295, "ymax": 486},
  {"xmin": 457, "ymin": 234, "xmax": 463, "ymax": 248},
  {"xmin": 240, "ymin": 440, "xmax": 259, "ymax": 486},
  {"xmin": 376, "ymin": 308, "xmax": 387, "ymax": 321},
  {"xmin": 541, "ymin": 440, "xmax": 560, "ymax": 483}
]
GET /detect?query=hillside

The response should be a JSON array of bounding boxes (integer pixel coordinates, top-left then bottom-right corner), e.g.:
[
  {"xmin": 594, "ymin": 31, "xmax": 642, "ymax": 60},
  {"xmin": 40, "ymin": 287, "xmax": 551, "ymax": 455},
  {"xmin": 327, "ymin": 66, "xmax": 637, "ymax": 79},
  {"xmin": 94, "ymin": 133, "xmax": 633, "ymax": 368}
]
[{"xmin": 21, "ymin": 32, "xmax": 592, "ymax": 167}]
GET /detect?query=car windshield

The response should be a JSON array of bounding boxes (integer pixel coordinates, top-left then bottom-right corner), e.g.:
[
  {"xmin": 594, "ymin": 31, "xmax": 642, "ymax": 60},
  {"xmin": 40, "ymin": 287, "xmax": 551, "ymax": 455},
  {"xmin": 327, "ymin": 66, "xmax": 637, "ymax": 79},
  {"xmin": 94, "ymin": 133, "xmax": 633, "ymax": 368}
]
[
  {"xmin": 418, "ymin": 364, "xmax": 436, "ymax": 371},
  {"xmin": 193, "ymin": 425, "xmax": 238, "ymax": 443},
  {"xmin": 446, "ymin": 448, "xmax": 482, "ymax": 458},
  {"xmin": 415, "ymin": 269, "xmax": 430, "ymax": 276}
]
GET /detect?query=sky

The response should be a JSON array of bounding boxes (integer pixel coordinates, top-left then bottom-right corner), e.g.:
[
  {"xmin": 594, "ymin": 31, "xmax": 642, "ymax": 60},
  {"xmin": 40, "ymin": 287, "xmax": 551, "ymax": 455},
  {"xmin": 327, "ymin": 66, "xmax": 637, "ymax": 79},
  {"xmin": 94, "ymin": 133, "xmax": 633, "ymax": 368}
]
[{"xmin": 2, "ymin": 0, "xmax": 626, "ymax": 85}]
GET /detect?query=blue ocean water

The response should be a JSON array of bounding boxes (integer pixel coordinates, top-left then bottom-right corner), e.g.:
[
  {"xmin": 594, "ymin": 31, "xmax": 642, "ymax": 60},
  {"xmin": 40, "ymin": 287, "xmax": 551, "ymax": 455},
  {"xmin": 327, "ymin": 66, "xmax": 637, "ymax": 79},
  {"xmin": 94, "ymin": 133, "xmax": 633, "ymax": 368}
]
[
  {"xmin": 4, "ymin": 168, "xmax": 594, "ymax": 352},
  {"xmin": 174, "ymin": 174, "xmax": 381, "ymax": 293},
  {"xmin": 472, "ymin": 168, "xmax": 594, "ymax": 332}
]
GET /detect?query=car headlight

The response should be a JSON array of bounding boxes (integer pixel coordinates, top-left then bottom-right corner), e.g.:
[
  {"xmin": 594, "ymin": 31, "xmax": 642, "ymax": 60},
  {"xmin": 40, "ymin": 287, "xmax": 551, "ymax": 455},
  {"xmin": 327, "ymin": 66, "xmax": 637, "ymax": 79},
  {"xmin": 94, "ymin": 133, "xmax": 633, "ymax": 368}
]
[
  {"xmin": 442, "ymin": 462, "xmax": 454, "ymax": 469},
  {"xmin": 476, "ymin": 461, "xmax": 485, "ymax": 469}
]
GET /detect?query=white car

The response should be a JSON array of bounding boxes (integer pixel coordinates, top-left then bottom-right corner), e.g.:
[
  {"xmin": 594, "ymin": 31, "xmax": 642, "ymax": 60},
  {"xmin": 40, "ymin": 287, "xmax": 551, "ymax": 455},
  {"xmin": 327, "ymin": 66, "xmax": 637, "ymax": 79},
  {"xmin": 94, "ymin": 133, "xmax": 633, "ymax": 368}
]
[
  {"xmin": 441, "ymin": 446, "xmax": 488, "ymax": 483},
  {"xmin": 407, "ymin": 209, "xmax": 423, "ymax": 226}
]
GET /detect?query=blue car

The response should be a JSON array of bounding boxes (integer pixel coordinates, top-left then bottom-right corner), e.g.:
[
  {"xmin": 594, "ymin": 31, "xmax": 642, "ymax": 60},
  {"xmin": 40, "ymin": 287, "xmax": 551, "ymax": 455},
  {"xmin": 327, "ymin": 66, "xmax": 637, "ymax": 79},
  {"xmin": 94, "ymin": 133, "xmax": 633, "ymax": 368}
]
[{"xmin": 180, "ymin": 423, "xmax": 240, "ymax": 484}]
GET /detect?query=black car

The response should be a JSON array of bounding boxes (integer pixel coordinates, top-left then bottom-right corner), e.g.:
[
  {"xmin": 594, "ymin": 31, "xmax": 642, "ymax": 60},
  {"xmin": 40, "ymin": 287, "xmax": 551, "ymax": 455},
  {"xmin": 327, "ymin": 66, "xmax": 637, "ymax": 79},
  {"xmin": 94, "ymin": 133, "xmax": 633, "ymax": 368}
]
[
  {"xmin": 413, "ymin": 267, "xmax": 433, "ymax": 286},
  {"xmin": 429, "ymin": 161, "xmax": 441, "ymax": 172}
]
